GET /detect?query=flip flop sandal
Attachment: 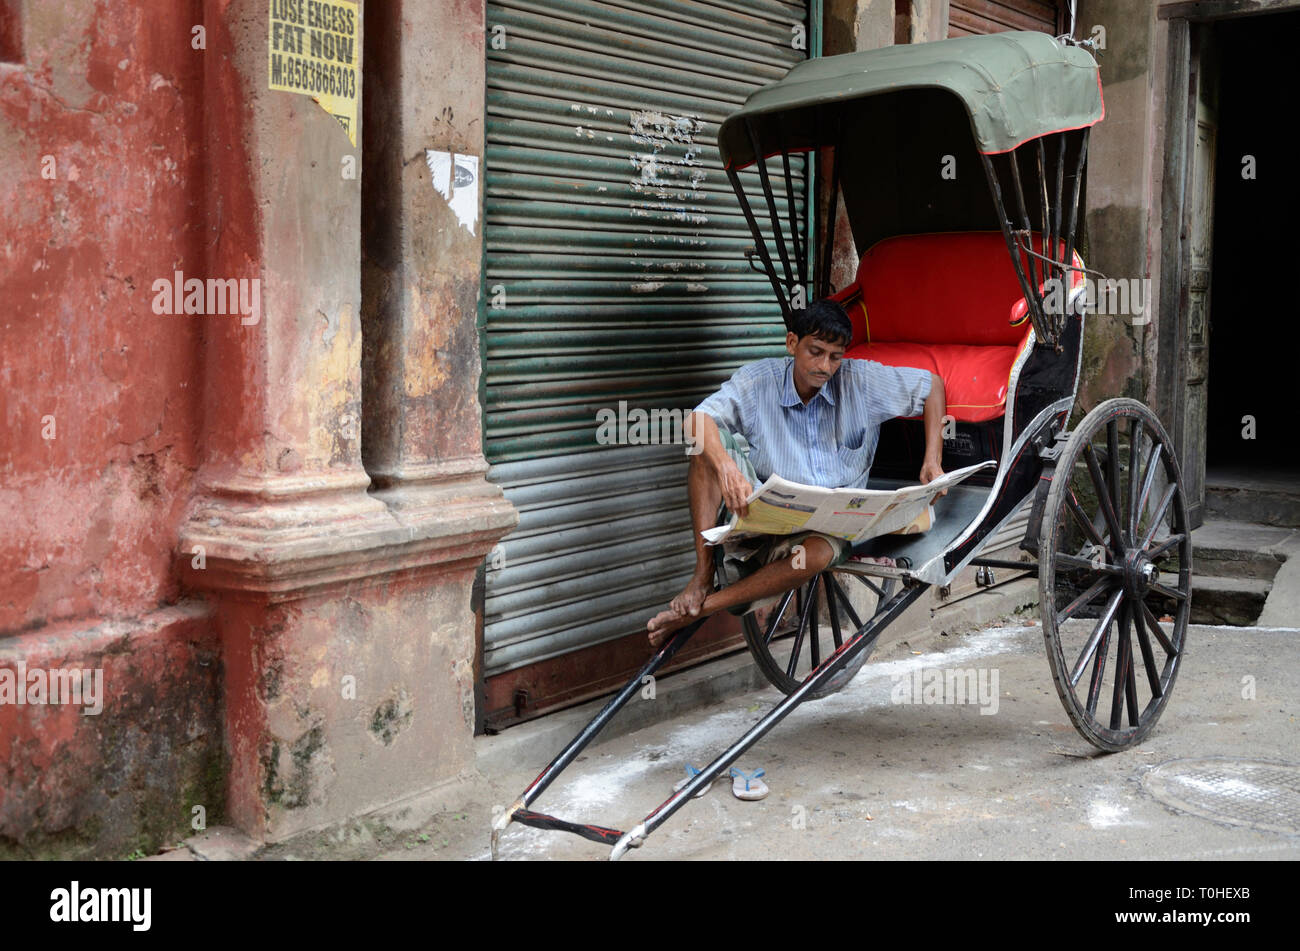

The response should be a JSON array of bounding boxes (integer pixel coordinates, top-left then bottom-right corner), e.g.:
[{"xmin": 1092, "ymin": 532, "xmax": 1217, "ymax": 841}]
[
  {"xmin": 729, "ymin": 767, "xmax": 769, "ymax": 801},
  {"xmin": 673, "ymin": 764, "xmax": 716, "ymax": 799}
]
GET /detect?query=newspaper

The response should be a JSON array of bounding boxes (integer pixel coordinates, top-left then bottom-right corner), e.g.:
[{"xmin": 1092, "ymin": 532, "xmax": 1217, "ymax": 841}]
[{"xmin": 701, "ymin": 461, "xmax": 996, "ymax": 546}]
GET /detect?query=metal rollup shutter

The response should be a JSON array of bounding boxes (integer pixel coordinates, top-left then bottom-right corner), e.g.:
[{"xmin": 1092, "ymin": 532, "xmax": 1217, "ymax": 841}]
[
  {"xmin": 483, "ymin": 0, "xmax": 812, "ymax": 693},
  {"xmin": 948, "ymin": 0, "xmax": 1060, "ymax": 37}
]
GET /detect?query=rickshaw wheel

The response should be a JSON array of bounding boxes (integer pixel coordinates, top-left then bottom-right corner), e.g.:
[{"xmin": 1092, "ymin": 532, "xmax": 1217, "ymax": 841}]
[
  {"xmin": 729, "ymin": 557, "xmax": 896, "ymax": 700},
  {"xmin": 1039, "ymin": 398, "xmax": 1192, "ymax": 752}
]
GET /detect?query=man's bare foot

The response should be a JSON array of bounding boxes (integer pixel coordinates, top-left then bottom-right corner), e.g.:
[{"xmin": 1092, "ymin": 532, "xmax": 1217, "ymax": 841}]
[
  {"xmin": 670, "ymin": 572, "xmax": 713, "ymax": 621},
  {"xmin": 647, "ymin": 604, "xmax": 694, "ymax": 649},
  {"xmin": 648, "ymin": 572, "xmax": 714, "ymax": 649}
]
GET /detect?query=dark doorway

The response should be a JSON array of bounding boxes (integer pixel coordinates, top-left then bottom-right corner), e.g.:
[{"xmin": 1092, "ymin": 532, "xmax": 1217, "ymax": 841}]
[{"xmin": 1205, "ymin": 10, "xmax": 1300, "ymax": 473}]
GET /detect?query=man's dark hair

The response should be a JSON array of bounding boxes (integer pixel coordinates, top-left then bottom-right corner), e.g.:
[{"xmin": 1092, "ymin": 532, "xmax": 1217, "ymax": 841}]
[{"xmin": 790, "ymin": 298, "xmax": 853, "ymax": 348}]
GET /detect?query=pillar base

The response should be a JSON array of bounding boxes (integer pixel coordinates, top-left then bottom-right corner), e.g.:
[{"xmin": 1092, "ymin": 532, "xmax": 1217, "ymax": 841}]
[{"xmin": 179, "ymin": 467, "xmax": 516, "ymax": 841}]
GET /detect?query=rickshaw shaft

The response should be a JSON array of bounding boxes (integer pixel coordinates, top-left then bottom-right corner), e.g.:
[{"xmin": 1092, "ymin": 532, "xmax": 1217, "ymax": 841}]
[
  {"xmin": 612, "ymin": 582, "xmax": 928, "ymax": 858},
  {"xmin": 513, "ymin": 616, "xmax": 707, "ymax": 812}
]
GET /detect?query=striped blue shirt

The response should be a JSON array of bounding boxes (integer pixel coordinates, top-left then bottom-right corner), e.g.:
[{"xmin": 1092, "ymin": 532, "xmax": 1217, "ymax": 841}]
[{"xmin": 694, "ymin": 357, "xmax": 932, "ymax": 489}]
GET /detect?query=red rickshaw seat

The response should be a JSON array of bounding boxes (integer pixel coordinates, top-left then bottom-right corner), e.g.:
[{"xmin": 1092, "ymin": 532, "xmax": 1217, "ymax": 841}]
[{"xmin": 831, "ymin": 231, "xmax": 1073, "ymax": 423}]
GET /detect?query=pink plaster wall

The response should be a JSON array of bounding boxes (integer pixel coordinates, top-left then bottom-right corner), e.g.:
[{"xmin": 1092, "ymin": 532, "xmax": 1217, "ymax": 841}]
[{"xmin": 0, "ymin": 0, "xmax": 206, "ymax": 633}]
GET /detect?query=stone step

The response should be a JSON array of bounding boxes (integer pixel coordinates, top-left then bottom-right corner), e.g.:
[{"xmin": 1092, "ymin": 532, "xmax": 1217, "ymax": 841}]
[
  {"xmin": 1189, "ymin": 575, "xmax": 1272, "ymax": 626},
  {"xmin": 1205, "ymin": 470, "xmax": 1300, "ymax": 527},
  {"xmin": 1191, "ymin": 519, "xmax": 1292, "ymax": 580}
]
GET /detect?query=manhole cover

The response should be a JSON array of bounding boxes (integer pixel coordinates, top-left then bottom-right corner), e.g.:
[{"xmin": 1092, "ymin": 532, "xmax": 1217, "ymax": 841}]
[{"xmin": 1142, "ymin": 758, "xmax": 1300, "ymax": 835}]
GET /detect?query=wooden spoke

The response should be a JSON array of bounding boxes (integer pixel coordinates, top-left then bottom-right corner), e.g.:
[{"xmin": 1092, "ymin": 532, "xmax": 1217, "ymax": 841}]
[
  {"xmin": 1110, "ymin": 603, "xmax": 1127, "ymax": 729},
  {"xmin": 1071, "ymin": 587, "xmax": 1123, "ymax": 688},
  {"xmin": 1131, "ymin": 601, "xmax": 1163, "ymax": 698},
  {"xmin": 1056, "ymin": 574, "xmax": 1113, "ymax": 625},
  {"xmin": 824, "ymin": 575, "xmax": 843, "ymax": 649},
  {"xmin": 763, "ymin": 588, "xmax": 797, "ymax": 646},
  {"xmin": 1107, "ymin": 418, "xmax": 1123, "ymax": 543},
  {"xmin": 1125, "ymin": 624, "xmax": 1141, "ymax": 726},
  {"xmin": 1083, "ymin": 442, "xmax": 1127, "ymax": 555},
  {"xmin": 1145, "ymin": 533, "xmax": 1186, "ymax": 562},
  {"xmin": 851, "ymin": 574, "xmax": 889, "ymax": 600},
  {"xmin": 809, "ymin": 591, "xmax": 821, "ymax": 669},
  {"xmin": 786, "ymin": 581, "xmax": 818, "ymax": 678},
  {"xmin": 828, "ymin": 575, "xmax": 864, "ymax": 632},
  {"xmin": 1138, "ymin": 598, "xmax": 1178, "ymax": 656},
  {"xmin": 1139, "ymin": 484, "xmax": 1177, "ymax": 552},
  {"xmin": 1149, "ymin": 581, "xmax": 1188, "ymax": 603},
  {"xmin": 1066, "ymin": 489, "xmax": 1109, "ymax": 550},
  {"xmin": 1084, "ymin": 597, "xmax": 1114, "ymax": 718},
  {"xmin": 1135, "ymin": 441, "xmax": 1164, "ymax": 537},
  {"xmin": 1109, "ymin": 603, "xmax": 1139, "ymax": 730},
  {"xmin": 1127, "ymin": 418, "xmax": 1143, "ymax": 540}
]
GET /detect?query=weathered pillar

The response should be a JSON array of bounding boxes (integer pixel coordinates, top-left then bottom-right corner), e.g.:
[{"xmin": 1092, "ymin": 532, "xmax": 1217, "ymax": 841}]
[
  {"xmin": 821, "ymin": 0, "xmax": 897, "ymax": 291},
  {"xmin": 1075, "ymin": 0, "xmax": 1154, "ymax": 410},
  {"xmin": 358, "ymin": 0, "xmax": 518, "ymax": 724},
  {"xmin": 824, "ymin": 0, "xmax": 895, "ymax": 56},
  {"xmin": 909, "ymin": 0, "xmax": 948, "ymax": 42},
  {"xmin": 360, "ymin": 0, "xmax": 497, "ymax": 499},
  {"xmin": 180, "ymin": 0, "xmax": 513, "ymax": 841}
]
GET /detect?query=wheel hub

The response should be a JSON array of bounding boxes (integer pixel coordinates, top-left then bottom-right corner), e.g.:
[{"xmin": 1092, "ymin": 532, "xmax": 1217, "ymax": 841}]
[
  {"xmin": 1123, "ymin": 550, "xmax": 1157, "ymax": 599},
  {"xmin": 1140, "ymin": 561, "xmax": 1159, "ymax": 587}
]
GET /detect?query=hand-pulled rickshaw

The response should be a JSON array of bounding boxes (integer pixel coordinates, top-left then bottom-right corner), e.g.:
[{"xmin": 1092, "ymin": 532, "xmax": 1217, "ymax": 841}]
[{"xmin": 491, "ymin": 30, "xmax": 1192, "ymax": 860}]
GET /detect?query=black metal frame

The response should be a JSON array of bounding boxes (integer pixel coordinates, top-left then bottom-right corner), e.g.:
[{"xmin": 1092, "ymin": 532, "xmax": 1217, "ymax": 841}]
[
  {"xmin": 728, "ymin": 117, "xmax": 1091, "ymax": 352},
  {"xmin": 491, "ymin": 582, "xmax": 925, "ymax": 859}
]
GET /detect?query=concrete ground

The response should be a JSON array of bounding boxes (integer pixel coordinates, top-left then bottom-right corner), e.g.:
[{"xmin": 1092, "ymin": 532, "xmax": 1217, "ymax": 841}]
[{"xmin": 245, "ymin": 610, "xmax": 1298, "ymax": 863}]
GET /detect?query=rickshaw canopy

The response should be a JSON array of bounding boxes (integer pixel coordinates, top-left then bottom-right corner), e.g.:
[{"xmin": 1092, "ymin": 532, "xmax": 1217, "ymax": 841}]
[{"xmin": 718, "ymin": 30, "xmax": 1103, "ymax": 167}]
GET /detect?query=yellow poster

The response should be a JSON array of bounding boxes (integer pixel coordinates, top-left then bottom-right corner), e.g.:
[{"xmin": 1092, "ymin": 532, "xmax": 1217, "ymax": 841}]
[{"xmin": 268, "ymin": 0, "xmax": 360, "ymax": 147}]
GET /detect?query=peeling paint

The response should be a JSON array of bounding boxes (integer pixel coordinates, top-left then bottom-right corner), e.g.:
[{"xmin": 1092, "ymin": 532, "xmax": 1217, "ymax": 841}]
[
  {"xmin": 626, "ymin": 109, "xmax": 708, "ymax": 236},
  {"xmin": 628, "ymin": 202, "xmax": 709, "ymax": 226},
  {"xmin": 629, "ymin": 110, "xmax": 701, "ymax": 146}
]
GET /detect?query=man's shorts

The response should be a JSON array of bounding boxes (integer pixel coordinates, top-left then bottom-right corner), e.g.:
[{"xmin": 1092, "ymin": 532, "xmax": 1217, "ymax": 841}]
[{"xmin": 715, "ymin": 429, "xmax": 850, "ymax": 616}]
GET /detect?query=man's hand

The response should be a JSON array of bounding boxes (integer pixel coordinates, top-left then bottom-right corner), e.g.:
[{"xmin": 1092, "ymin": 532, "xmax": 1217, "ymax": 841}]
[
  {"xmin": 715, "ymin": 456, "xmax": 753, "ymax": 518},
  {"xmin": 920, "ymin": 457, "xmax": 946, "ymax": 493},
  {"xmin": 688, "ymin": 411, "xmax": 754, "ymax": 517}
]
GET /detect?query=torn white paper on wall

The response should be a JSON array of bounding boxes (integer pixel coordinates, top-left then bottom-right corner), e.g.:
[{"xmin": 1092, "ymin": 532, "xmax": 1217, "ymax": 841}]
[
  {"xmin": 427, "ymin": 149, "xmax": 451, "ymax": 196},
  {"xmin": 426, "ymin": 150, "xmax": 479, "ymax": 235}
]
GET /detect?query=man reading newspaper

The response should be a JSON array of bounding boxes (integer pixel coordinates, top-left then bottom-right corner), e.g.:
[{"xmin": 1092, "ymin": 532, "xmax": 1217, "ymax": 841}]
[{"xmin": 646, "ymin": 298, "xmax": 947, "ymax": 647}]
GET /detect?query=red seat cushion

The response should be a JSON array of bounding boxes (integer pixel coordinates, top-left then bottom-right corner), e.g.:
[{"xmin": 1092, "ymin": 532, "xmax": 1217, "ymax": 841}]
[
  {"xmin": 849, "ymin": 231, "xmax": 1038, "ymax": 346},
  {"xmin": 830, "ymin": 231, "xmax": 1079, "ymax": 422},
  {"xmin": 845, "ymin": 341, "xmax": 1024, "ymax": 423}
]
